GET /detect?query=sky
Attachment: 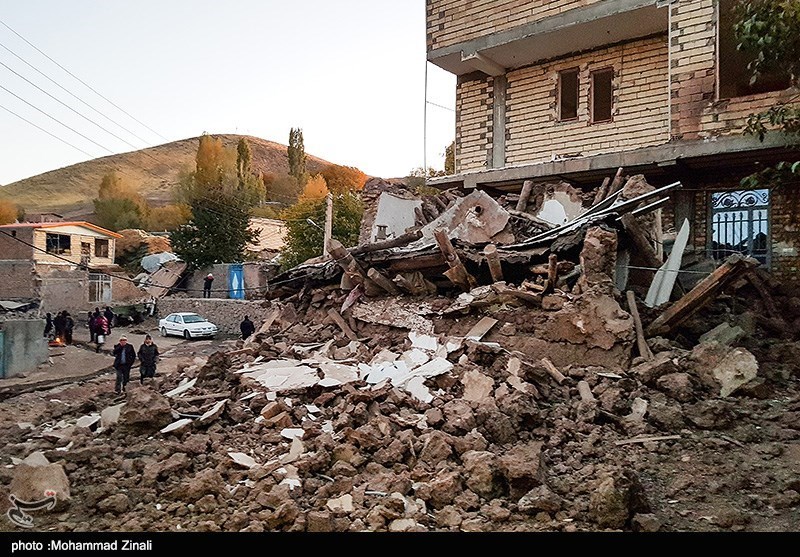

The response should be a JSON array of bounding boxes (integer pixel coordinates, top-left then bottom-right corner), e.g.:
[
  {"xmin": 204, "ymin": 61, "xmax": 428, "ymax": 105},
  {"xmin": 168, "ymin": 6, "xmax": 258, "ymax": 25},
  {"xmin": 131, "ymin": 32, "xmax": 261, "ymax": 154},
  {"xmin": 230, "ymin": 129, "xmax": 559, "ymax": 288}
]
[{"xmin": 0, "ymin": 1, "xmax": 455, "ymax": 185}]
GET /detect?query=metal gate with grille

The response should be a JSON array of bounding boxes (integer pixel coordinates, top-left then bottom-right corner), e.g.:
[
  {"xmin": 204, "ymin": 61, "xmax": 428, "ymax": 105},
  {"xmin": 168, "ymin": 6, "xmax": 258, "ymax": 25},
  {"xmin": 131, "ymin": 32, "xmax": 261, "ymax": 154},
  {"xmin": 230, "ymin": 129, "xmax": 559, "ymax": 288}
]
[
  {"xmin": 710, "ymin": 188, "xmax": 770, "ymax": 266},
  {"xmin": 228, "ymin": 264, "xmax": 245, "ymax": 300}
]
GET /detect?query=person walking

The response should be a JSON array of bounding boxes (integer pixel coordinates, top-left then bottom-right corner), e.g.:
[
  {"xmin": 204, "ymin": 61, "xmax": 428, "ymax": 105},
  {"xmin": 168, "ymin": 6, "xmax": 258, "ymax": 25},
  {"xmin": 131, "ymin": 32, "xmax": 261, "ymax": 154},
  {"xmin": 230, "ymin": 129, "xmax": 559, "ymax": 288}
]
[
  {"xmin": 95, "ymin": 314, "xmax": 109, "ymax": 353},
  {"xmin": 137, "ymin": 334, "xmax": 160, "ymax": 384},
  {"xmin": 87, "ymin": 312, "xmax": 96, "ymax": 343},
  {"xmin": 53, "ymin": 311, "xmax": 66, "ymax": 341},
  {"xmin": 112, "ymin": 336, "xmax": 136, "ymax": 394},
  {"xmin": 64, "ymin": 312, "xmax": 74, "ymax": 345},
  {"xmin": 240, "ymin": 315, "xmax": 255, "ymax": 340},
  {"xmin": 43, "ymin": 313, "xmax": 53, "ymax": 339},
  {"xmin": 103, "ymin": 306, "xmax": 115, "ymax": 333},
  {"xmin": 203, "ymin": 273, "xmax": 214, "ymax": 299}
]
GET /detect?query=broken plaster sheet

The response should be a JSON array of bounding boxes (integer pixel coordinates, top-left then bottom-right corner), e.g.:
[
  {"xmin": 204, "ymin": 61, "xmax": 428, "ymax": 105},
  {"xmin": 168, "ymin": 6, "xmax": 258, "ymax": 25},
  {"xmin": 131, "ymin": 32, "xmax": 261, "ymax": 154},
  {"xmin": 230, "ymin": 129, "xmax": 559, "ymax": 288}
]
[
  {"xmin": 229, "ymin": 452, "xmax": 258, "ymax": 469},
  {"xmin": 361, "ymin": 360, "xmax": 411, "ymax": 385},
  {"xmin": 280, "ymin": 438, "xmax": 305, "ymax": 465},
  {"xmin": 409, "ymin": 332, "xmax": 439, "ymax": 352},
  {"xmin": 351, "ymin": 298, "xmax": 435, "ymax": 335},
  {"xmin": 404, "ymin": 376, "xmax": 434, "ymax": 404},
  {"xmin": 160, "ymin": 419, "xmax": 193, "ymax": 435},
  {"xmin": 165, "ymin": 378, "xmax": 197, "ymax": 398},
  {"xmin": 399, "ymin": 348, "xmax": 430, "ymax": 369},
  {"xmin": 389, "ymin": 357, "xmax": 454, "ymax": 389}
]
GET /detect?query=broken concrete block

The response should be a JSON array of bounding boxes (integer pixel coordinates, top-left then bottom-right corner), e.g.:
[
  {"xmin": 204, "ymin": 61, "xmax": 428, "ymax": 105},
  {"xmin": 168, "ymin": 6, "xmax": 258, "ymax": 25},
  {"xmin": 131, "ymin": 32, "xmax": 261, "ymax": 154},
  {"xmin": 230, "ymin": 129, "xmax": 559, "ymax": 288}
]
[
  {"xmin": 462, "ymin": 451, "xmax": 502, "ymax": 499},
  {"xmin": 713, "ymin": 348, "xmax": 759, "ymax": 398},
  {"xmin": 120, "ymin": 389, "xmax": 173, "ymax": 432},
  {"xmin": 75, "ymin": 414, "xmax": 101, "ymax": 431},
  {"xmin": 260, "ymin": 401, "xmax": 285, "ymax": 420},
  {"xmin": 629, "ymin": 351, "xmax": 680, "ymax": 385},
  {"xmin": 326, "ymin": 494, "xmax": 353, "ymax": 513},
  {"xmin": 160, "ymin": 418, "xmax": 193, "ymax": 435},
  {"xmin": 461, "ymin": 370, "xmax": 494, "ymax": 402},
  {"xmin": 699, "ymin": 323, "xmax": 745, "ymax": 346},
  {"xmin": 10, "ymin": 463, "xmax": 70, "ymax": 510},
  {"xmin": 388, "ymin": 518, "xmax": 419, "ymax": 532}
]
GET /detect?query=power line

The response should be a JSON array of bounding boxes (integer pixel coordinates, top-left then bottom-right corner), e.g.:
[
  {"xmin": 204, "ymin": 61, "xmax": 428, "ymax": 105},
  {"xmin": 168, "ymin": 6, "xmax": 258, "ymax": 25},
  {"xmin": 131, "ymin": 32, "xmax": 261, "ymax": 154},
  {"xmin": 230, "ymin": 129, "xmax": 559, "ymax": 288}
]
[
  {"xmin": 0, "ymin": 59, "xmax": 144, "ymax": 151},
  {"xmin": 0, "ymin": 102, "xmax": 97, "ymax": 158},
  {"xmin": 0, "ymin": 39, "xmax": 152, "ymax": 146},
  {"xmin": 0, "ymin": 82, "xmax": 115, "ymax": 154},
  {"xmin": 426, "ymin": 100, "xmax": 455, "ymax": 112},
  {"xmin": 0, "ymin": 18, "xmax": 169, "ymax": 142}
]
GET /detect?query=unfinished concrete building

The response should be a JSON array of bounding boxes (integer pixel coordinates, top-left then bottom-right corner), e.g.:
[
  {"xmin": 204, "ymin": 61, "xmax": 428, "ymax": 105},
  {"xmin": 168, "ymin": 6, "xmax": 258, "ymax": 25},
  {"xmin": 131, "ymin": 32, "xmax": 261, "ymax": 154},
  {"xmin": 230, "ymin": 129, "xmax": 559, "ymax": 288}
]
[{"xmin": 427, "ymin": 0, "xmax": 800, "ymax": 283}]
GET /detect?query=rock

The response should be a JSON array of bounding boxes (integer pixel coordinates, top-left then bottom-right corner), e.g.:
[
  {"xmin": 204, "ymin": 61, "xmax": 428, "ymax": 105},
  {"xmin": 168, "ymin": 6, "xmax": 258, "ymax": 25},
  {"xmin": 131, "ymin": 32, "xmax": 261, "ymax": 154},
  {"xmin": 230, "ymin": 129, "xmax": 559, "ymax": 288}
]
[
  {"xmin": 686, "ymin": 343, "xmax": 759, "ymax": 397},
  {"xmin": 100, "ymin": 404, "xmax": 124, "ymax": 430},
  {"xmin": 589, "ymin": 471, "xmax": 649, "ymax": 529},
  {"xmin": 388, "ymin": 518, "xmax": 419, "ymax": 532},
  {"xmin": 10, "ymin": 464, "xmax": 70, "ymax": 511},
  {"xmin": 630, "ymin": 351, "xmax": 680, "ymax": 385},
  {"xmin": 579, "ymin": 226, "xmax": 618, "ymax": 292},
  {"xmin": 712, "ymin": 508, "xmax": 751, "ymax": 529},
  {"xmin": 265, "ymin": 411, "xmax": 294, "ymax": 430},
  {"xmin": 461, "ymin": 451, "xmax": 502, "ymax": 499},
  {"xmin": 461, "ymin": 370, "xmax": 494, "ymax": 402},
  {"xmin": 699, "ymin": 323, "xmax": 745, "ymax": 346},
  {"xmin": 435, "ymin": 506, "xmax": 463, "ymax": 529},
  {"xmin": 517, "ymin": 485, "xmax": 563, "ymax": 514},
  {"xmin": 418, "ymin": 431, "xmax": 453, "ymax": 465},
  {"xmin": 685, "ymin": 400, "xmax": 735, "ymax": 430},
  {"xmin": 656, "ymin": 373, "xmax": 695, "ymax": 402},
  {"xmin": 497, "ymin": 441, "xmax": 544, "ymax": 499},
  {"xmin": 326, "ymin": 494, "xmax": 354, "ymax": 513},
  {"xmin": 442, "ymin": 400, "xmax": 476, "ymax": 434},
  {"xmin": 426, "ymin": 471, "xmax": 462, "ymax": 509},
  {"xmin": 631, "ymin": 513, "xmax": 661, "ymax": 532},
  {"xmin": 96, "ymin": 493, "xmax": 130, "ymax": 514},
  {"xmin": 260, "ymin": 401, "xmax": 285, "ymax": 420},
  {"xmin": 119, "ymin": 388, "xmax": 173, "ymax": 432},
  {"xmin": 195, "ymin": 494, "xmax": 218, "ymax": 513},
  {"xmin": 265, "ymin": 501, "xmax": 300, "ymax": 530},
  {"xmin": 307, "ymin": 511, "xmax": 333, "ymax": 532},
  {"xmin": 22, "ymin": 452, "xmax": 50, "ymax": 467},
  {"xmin": 143, "ymin": 453, "xmax": 191, "ymax": 484}
]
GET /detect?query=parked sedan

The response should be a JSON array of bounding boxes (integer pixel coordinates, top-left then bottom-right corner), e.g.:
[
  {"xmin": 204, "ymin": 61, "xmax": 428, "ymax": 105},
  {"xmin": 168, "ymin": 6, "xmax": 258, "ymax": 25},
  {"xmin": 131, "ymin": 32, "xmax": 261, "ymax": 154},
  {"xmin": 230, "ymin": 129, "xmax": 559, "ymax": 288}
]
[{"xmin": 159, "ymin": 312, "xmax": 219, "ymax": 339}]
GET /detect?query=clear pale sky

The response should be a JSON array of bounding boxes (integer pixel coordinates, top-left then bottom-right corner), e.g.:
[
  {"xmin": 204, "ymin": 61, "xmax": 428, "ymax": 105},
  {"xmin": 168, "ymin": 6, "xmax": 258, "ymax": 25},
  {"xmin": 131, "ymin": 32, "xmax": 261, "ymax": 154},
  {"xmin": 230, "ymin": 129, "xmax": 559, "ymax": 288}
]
[{"xmin": 0, "ymin": 1, "xmax": 455, "ymax": 185}]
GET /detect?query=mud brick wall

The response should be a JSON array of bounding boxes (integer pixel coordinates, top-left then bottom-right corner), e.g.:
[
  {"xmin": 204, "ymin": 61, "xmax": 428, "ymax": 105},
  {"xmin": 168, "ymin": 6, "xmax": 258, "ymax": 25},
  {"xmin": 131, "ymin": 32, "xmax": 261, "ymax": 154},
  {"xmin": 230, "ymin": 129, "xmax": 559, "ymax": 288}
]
[
  {"xmin": 156, "ymin": 298, "xmax": 276, "ymax": 336},
  {"xmin": 0, "ymin": 261, "xmax": 39, "ymax": 299},
  {"xmin": 427, "ymin": 0, "xmax": 604, "ymax": 51}
]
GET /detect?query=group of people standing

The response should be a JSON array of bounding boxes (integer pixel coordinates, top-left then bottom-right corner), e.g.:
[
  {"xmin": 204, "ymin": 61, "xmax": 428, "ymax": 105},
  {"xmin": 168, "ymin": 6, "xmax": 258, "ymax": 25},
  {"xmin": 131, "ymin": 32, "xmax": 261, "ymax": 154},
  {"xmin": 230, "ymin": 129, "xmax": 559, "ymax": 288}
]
[
  {"xmin": 43, "ymin": 311, "xmax": 75, "ymax": 344},
  {"xmin": 89, "ymin": 307, "xmax": 115, "ymax": 352}
]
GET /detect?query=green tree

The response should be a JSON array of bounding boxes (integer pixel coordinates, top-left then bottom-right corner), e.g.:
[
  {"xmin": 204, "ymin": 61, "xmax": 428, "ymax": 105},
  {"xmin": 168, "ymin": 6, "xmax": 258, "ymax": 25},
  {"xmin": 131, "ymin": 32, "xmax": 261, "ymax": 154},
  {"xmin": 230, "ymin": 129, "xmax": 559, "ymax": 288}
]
[
  {"xmin": 735, "ymin": 0, "xmax": 800, "ymax": 185},
  {"xmin": 288, "ymin": 127, "xmax": 308, "ymax": 184},
  {"xmin": 170, "ymin": 135, "xmax": 258, "ymax": 269},
  {"xmin": 236, "ymin": 138, "xmax": 265, "ymax": 206},
  {"xmin": 279, "ymin": 191, "xmax": 363, "ymax": 269},
  {"xmin": 444, "ymin": 141, "xmax": 455, "ymax": 175},
  {"xmin": 93, "ymin": 172, "xmax": 147, "ymax": 231}
]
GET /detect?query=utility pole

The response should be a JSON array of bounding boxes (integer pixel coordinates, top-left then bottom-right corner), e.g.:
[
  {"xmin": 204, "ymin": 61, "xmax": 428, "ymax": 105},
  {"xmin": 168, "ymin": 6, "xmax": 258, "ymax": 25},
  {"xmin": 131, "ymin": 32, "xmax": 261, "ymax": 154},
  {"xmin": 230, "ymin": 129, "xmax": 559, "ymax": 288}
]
[{"xmin": 324, "ymin": 192, "xmax": 333, "ymax": 257}]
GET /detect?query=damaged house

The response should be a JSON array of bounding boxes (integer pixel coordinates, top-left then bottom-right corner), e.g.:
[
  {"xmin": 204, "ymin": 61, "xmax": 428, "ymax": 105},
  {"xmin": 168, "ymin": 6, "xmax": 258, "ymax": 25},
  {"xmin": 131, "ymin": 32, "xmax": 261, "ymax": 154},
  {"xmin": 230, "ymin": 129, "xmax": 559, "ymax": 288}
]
[{"xmin": 426, "ymin": 0, "xmax": 799, "ymax": 283}]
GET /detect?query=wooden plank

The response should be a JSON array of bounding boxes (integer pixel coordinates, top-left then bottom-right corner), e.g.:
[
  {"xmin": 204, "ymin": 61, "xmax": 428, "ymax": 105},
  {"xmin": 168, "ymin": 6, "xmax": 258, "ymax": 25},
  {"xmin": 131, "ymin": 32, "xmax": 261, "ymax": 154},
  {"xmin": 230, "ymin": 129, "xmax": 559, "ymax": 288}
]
[
  {"xmin": 394, "ymin": 273, "xmax": 425, "ymax": 296},
  {"xmin": 646, "ymin": 255, "xmax": 758, "ymax": 337},
  {"xmin": 327, "ymin": 308, "xmax": 359, "ymax": 341},
  {"xmin": 592, "ymin": 176, "xmax": 612, "ymax": 206},
  {"xmin": 626, "ymin": 290, "xmax": 654, "ymax": 361},
  {"xmin": 465, "ymin": 317, "xmax": 499, "ymax": 341},
  {"xmin": 328, "ymin": 239, "xmax": 367, "ymax": 287},
  {"xmin": 484, "ymin": 244, "xmax": 504, "ymax": 283}
]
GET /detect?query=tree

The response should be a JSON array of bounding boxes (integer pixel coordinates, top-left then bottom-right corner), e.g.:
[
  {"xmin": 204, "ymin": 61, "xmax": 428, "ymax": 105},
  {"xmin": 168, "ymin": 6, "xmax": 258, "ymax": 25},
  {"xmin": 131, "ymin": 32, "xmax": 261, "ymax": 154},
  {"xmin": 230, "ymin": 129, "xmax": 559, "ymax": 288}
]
[
  {"xmin": 170, "ymin": 135, "xmax": 258, "ymax": 269},
  {"xmin": 320, "ymin": 164, "xmax": 368, "ymax": 193},
  {"xmin": 288, "ymin": 128, "xmax": 308, "ymax": 184},
  {"xmin": 236, "ymin": 138, "xmax": 265, "ymax": 206},
  {"xmin": 279, "ymin": 191, "xmax": 363, "ymax": 269},
  {"xmin": 93, "ymin": 172, "xmax": 148, "ymax": 231},
  {"xmin": 735, "ymin": 0, "xmax": 800, "ymax": 185},
  {"xmin": 0, "ymin": 199, "xmax": 19, "ymax": 225},
  {"xmin": 444, "ymin": 141, "xmax": 455, "ymax": 175},
  {"xmin": 299, "ymin": 174, "xmax": 329, "ymax": 201},
  {"xmin": 147, "ymin": 204, "xmax": 191, "ymax": 231}
]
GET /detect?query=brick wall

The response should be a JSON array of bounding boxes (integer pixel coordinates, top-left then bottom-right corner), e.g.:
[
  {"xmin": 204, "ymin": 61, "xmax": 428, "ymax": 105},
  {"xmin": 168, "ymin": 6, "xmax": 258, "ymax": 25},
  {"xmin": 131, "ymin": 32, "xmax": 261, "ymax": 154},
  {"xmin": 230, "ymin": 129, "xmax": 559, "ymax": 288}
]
[
  {"xmin": 427, "ymin": 0, "xmax": 604, "ymax": 51},
  {"xmin": 37, "ymin": 265, "xmax": 88, "ymax": 313},
  {"xmin": 156, "ymin": 298, "xmax": 275, "ymax": 335},
  {"xmin": 31, "ymin": 229, "xmax": 115, "ymax": 267},
  {"xmin": 505, "ymin": 35, "xmax": 669, "ymax": 166},
  {"xmin": 669, "ymin": 0, "xmax": 799, "ymax": 141},
  {"xmin": 456, "ymin": 75, "xmax": 492, "ymax": 172},
  {"xmin": 0, "ymin": 227, "xmax": 35, "ymax": 260}
]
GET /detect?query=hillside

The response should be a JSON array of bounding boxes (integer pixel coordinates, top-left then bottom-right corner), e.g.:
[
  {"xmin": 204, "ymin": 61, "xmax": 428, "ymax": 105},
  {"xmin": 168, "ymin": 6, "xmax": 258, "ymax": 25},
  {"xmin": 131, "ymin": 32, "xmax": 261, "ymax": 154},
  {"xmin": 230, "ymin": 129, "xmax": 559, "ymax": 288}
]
[{"xmin": 0, "ymin": 134, "xmax": 332, "ymax": 217}]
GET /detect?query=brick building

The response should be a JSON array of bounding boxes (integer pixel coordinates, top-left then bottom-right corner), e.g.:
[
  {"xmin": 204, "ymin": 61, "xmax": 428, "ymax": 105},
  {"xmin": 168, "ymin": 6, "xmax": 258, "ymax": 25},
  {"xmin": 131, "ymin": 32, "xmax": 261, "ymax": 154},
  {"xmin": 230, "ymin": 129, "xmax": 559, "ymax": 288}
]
[
  {"xmin": 427, "ymin": 0, "xmax": 800, "ymax": 283},
  {"xmin": 0, "ymin": 221, "xmax": 142, "ymax": 311}
]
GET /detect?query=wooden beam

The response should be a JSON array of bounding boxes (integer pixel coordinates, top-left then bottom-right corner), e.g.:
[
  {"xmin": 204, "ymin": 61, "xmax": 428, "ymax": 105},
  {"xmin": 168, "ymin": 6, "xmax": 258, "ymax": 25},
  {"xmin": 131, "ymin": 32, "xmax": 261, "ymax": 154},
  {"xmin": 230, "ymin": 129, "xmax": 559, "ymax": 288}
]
[
  {"xmin": 516, "ymin": 180, "xmax": 534, "ymax": 212},
  {"xmin": 508, "ymin": 209, "xmax": 555, "ymax": 229},
  {"xmin": 646, "ymin": 255, "xmax": 758, "ymax": 337},
  {"xmin": 545, "ymin": 253, "xmax": 558, "ymax": 294},
  {"xmin": 366, "ymin": 268, "xmax": 401, "ymax": 296},
  {"xmin": 541, "ymin": 357, "xmax": 566, "ymax": 385},
  {"xmin": 327, "ymin": 308, "xmax": 359, "ymax": 341},
  {"xmin": 394, "ymin": 273, "xmax": 424, "ymax": 296},
  {"xmin": 592, "ymin": 176, "xmax": 612, "ymax": 206},
  {"xmin": 433, "ymin": 228, "xmax": 477, "ymax": 291},
  {"xmin": 484, "ymin": 244, "xmax": 504, "ymax": 283},
  {"xmin": 328, "ymin": 239, "xmax": 367, "ymax": 287},
  {"xmin": 626, "ymin": 290, "xmax": 654, "ymax": 361},
  {"xmin": 607, "ymin": 167, "xmax": 625, "ymax": 196},
  {"xmin": 350, "ymin": 230, "xmax": 422, "ymax": 255}
]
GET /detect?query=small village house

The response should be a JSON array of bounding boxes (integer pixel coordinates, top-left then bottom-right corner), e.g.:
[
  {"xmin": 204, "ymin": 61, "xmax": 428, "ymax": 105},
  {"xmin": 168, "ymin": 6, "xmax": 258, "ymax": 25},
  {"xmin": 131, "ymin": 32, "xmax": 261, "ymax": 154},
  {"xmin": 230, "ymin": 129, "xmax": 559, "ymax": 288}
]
[{"xmin": 427, "ymin": 0, "xmax": 800, "ymax": 283}]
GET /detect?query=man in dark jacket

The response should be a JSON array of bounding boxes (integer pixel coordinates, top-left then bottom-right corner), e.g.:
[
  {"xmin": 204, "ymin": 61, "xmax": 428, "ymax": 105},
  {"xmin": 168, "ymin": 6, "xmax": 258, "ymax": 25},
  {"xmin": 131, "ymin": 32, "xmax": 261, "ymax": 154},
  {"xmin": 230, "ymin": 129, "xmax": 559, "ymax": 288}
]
[
  {"xmin": 240, "ymin": 316, "xmax": 255, "ymax": 340},
  {"xmin": 104, "ymin": 307, "xmax": 115, "ymax": 332},
  {"xmin": 203, "ymin": 273, "xmax": 214, "ymax": 299},
  {"xmin": 63, "ymin": 313, "xmax": 74, "ymax": 345},
  {"xmin": 43, "ymin": 313, "xmax": 53, "ymax": 339},
  {"xmin": 137, "ymin": 334, "xmax": 159, "ymax": 383},
  {"xmin": 112, "ymin": 336, "xmax": 136, "ymax": 394}
]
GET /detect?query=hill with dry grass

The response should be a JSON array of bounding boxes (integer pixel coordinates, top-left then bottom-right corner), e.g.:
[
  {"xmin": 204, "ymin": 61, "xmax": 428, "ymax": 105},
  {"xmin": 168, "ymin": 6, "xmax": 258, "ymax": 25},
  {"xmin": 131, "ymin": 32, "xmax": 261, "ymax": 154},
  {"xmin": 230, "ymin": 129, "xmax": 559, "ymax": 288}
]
[{"xmin": 0, "ymin": 134, "xmax": 332, "ymax": 218}]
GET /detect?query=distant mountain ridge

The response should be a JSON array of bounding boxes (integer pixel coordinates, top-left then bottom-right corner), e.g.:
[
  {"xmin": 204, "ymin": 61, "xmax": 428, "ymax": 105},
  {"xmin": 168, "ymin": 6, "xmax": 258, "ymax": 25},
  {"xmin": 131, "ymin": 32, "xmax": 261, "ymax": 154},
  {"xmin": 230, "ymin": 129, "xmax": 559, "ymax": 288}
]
[{"xmin": 0, "ymin": 134, "xmax": 333, "ymax": 218}]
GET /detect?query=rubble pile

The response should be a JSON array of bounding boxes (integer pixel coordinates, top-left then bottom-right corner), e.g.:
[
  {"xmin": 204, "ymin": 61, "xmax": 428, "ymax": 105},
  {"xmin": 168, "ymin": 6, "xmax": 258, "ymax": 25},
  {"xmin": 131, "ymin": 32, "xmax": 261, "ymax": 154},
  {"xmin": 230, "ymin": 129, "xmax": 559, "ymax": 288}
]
[{"xmin": 1, "ymin": 170, "xmax": 799, "ymax": 532}]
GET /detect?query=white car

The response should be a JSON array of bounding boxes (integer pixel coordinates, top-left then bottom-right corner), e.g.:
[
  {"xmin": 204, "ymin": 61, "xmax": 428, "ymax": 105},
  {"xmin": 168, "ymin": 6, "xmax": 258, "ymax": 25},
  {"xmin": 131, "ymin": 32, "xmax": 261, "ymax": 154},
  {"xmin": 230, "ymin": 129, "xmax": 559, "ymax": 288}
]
[{"xmin": 159, "ymin": 312, "xmax": 219, "ymax": 339}]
